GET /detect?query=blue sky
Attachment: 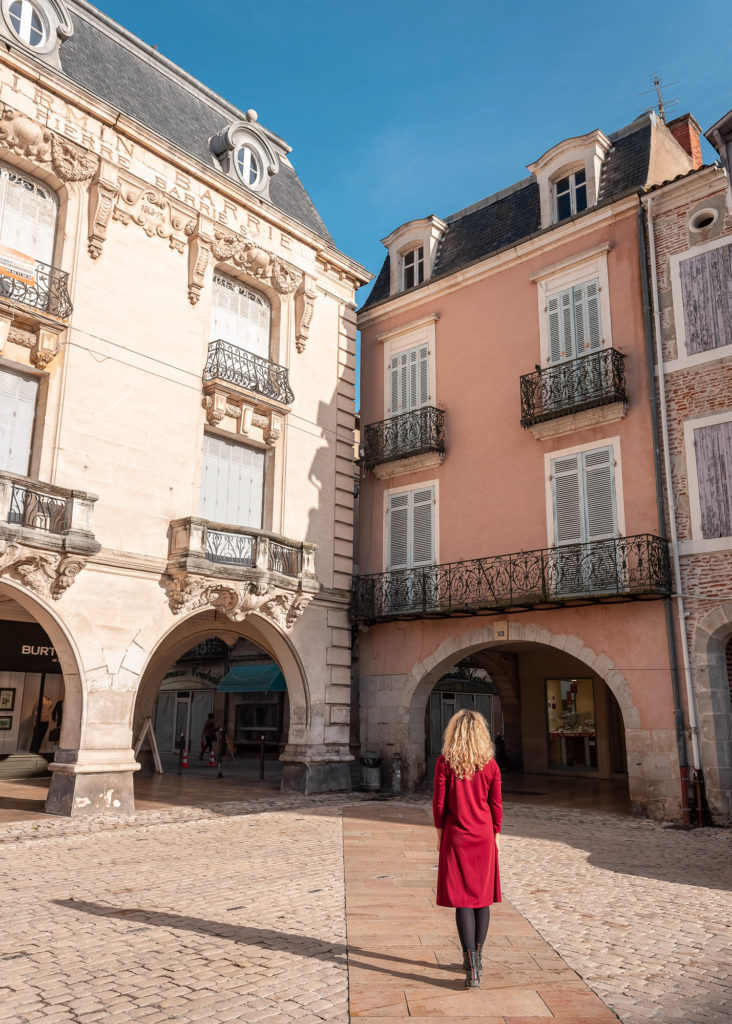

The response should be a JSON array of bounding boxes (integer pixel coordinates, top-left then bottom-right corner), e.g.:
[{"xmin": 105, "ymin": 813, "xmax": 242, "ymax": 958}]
[{"xmin": 99, "ymin": 0, "xmax": 730, "ymax": 303}]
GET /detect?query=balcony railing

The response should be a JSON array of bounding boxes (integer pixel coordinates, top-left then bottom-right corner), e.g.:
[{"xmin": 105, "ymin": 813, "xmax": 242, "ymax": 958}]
[
  {"xmin": 0, "ymin": 472, "xmax": 100, "ymax": 555},
  {"xmin": 204, "ymin": 339, "xmax": 294, "ymax": 405},
  {"xmin": 168, "ymin": 517, "xmax": 317, "ymax": 584},
  {"xmin": 362, "ymin": 406, "xmax": 445, "ymax": 469},
  {"xmin": 352, "ymin": 534, "xmax": 670, "ymax": 623},
  {"xmin": 0, "ymin": 259, "xmax": 73, "ymax": 320},
  {"xmin": 520, "ymin": 349, "xmax": 626, "ymax": 428}
]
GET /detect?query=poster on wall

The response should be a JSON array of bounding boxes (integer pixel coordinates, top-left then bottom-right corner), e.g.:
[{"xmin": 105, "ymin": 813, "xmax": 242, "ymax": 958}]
[
  {"xmin": 0, "ymin": 688, "xmax": 16, "ymax": 710},
  {"xmin": 0, "ymin": 244, "xmax": 36, "ymax": 285}
]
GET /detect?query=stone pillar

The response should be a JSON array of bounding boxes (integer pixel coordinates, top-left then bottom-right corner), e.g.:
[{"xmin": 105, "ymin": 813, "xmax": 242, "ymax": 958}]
[{"xmin": 45, "ymin": 748, "xmax": 138, "ymax": 816}]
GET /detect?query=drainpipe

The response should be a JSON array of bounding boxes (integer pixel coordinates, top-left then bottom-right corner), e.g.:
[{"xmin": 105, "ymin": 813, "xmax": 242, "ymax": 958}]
[{"xmin": 639, "ymin": 198, "xmax": 703, "ymax": 825}]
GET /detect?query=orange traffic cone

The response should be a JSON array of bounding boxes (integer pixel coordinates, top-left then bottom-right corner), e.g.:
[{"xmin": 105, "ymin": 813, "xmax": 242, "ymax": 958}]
[
  {"xmin": 182, "ymin": 748, "xmax": 188, "ymax": 768},
  {"xmin": 209, "ymin": 749, "xmax": 216, "ymax": 767}
]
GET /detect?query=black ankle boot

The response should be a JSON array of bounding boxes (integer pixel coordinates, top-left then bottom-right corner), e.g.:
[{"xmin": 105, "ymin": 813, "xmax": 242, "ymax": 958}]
[
  {"xmin": 475, "ymin": 943, "xmax": 483, "ymax": 976},
  {"xmin": 464, "ymin": 950, "xmax": 479, "ymax": 988}
]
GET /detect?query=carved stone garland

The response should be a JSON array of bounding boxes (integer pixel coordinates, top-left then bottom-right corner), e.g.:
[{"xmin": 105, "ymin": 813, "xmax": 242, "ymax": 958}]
[
  {"xmin": 0, "ymin": 539, "xmax": 86, "ymax": 601},
  {"xmin": 113, "ymin": 181, "xmax": 196, "ymax": 253},
  {"xmin": 162, "ymin": 573, "xmax": 313, "ymax": 632},
  {"xmin": 211, "ymin": 229, "xmax": 303, "ymax": 295},
  {"xmin": 0, "ymin": 107, "xmax": 97, "ymax": 182}
]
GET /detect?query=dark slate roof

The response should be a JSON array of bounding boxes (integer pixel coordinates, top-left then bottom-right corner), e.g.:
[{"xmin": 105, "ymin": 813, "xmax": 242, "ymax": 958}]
[
  {"xmin": 363, "ymin": 117, "xmax": 655, "ymax": 309},
  {"xmin": 56, "ymin": 3, "xmax": 332, "ymax": 242}
]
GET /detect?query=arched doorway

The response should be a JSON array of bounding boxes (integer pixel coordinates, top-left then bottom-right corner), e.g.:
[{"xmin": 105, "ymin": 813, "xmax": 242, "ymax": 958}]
[
  {"xmin": 404, "ymin": 625, "xmax": 636, "ymax": 803},
  {"xmin": 133, "ymin": 609, "xmax": 310, "ymax": 795},
  {"xmin": 691, "ymin": 607, "xmax": 732, "ymax": 824}
]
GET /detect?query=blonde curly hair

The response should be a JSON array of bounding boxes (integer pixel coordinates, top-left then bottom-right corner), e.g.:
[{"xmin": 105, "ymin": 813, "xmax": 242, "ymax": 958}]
[{"xmin": 442, "ymin": 709, "xmax": 495, "ymax": 780}]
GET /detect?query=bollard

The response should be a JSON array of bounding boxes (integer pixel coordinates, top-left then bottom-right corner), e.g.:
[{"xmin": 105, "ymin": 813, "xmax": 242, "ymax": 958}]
[
  {"xmin": 391, "ymin": 752, "xmax": 402, "ymax": 795},
  {"xmin": 259, "ymin": 734, "xmax": 265, "ymax": 780}
]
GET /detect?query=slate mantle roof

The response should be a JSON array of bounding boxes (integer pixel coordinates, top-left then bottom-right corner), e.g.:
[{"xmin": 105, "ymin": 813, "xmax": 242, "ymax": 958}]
[
  {"xmin": 48, "ymin": 1, "xmax": 333, "ymax": 243},
  {"xmin": 363, "ymin": 116, "xmax": 657, "ymax": 309}
]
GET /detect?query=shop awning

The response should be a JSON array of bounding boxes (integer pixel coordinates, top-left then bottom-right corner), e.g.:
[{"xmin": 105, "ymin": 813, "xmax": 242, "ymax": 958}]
[{"xmin": 217, "ymin": 664, "xmax": 287, "ymax": 693}]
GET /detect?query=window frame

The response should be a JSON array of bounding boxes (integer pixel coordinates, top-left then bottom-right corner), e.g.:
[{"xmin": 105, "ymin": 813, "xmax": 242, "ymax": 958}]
[
  {"xmin": 199, "ymin": 432, "xmax": 266, "ymax": 531},
  {"xmin": 401, "ymin": 245, "xmax": 425, "ymax": 291},
  {"xmin": 211, "ymin": 273, "xmax": 272, "ymax": 360},
  {"xmin": 553, "ymin": 167, "xmax": 588, "ymax": 222},
  {"xmin": 669, "ymin": 234, "xmax": 732, "ymax": 370},
  {"xmin": 6, "ymin": 0, "xmax": 46, "ymax": 47},
  {"xmin": 544, "ymin": 435, "xmax": 625, "ymax": 547},
  {"xmin": 380, "ymin": 314, "xmax": 437, "ymax": 420},
  {"xmin": 383, "ymin": 478, "xmax": 439, "ymax": 572},
  {"xmin": 682, "ymin": 411, "xmax": 732, "ymax": 554}
]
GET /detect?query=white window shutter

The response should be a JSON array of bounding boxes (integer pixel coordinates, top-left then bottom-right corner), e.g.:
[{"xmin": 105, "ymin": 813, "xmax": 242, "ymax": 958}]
[
  {"xmin": 201, "ymin": 435, "xmax": 264, "ymax": 529},
  {"xmin": 411, "ymin": 487, "xmax": 434, "ymax": 566},
  {"xmin": 0, "ymin": 367, "xmax": 37, "ymax": 474},
  {"xmin": 547, "ymin": 294, "xmax": 561, "ymax": 363},
  {"xmin": 552, "ymin": 454, "xmax": 583, "ymax": 544},
  {"xmin": 560, "ymin": 288, "xmax": 574, "ymax": 360},
  {"xmin": 389, "ymin": 355, "xmax": 400, "ymax": 416},
  {"xmin": 585, "ymin": 280, "xmax": 602, "ymax": 350},
  {"xmin": 583, "ymin": 447, "xmax": 616, "ymax": 539},
  {"xmin": 417, "ymin": 344, "xmax": 429, "ymax": 406},
  {"xmin": 388, "ymin": 492, "xmax": 409, "ymax": 569},
  {"xmin": 0, "ymin": 168, "xmax": 57, "ymax": 265},
  {"xmin": 210, "ymin": 274, "xmax": 270, "ymax": 359}
]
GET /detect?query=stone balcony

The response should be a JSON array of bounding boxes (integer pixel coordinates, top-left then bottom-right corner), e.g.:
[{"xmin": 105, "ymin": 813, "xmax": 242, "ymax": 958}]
[
  {"xmin": 0, "ymin": 472, "xmax": 100, "ymax": 600},
  {"xmin": 164, "ymin": 517, "xmax": 319, "ymax": 629}
]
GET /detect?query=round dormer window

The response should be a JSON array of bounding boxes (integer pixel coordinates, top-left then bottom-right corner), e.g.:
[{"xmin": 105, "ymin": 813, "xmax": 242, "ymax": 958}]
[
  {"xmin": 234, "ymin": 144, "xmax": 263, "ymax": 189},
  {"xmin": 8, "ymin": 0, "xmax": 46, "ymax": 46}
]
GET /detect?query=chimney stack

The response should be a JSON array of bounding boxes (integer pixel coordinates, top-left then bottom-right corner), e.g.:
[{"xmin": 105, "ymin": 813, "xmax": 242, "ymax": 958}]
[{"xmin": 667, "ymin": 114, "xmax": 703, "ymax": 170}]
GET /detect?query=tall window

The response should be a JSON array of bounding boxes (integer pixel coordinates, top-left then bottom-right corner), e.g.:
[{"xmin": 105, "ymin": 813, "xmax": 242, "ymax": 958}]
[
  {"xmin": 211, "ymin": 275, "xmax": 271, "ymax": 360},
  {"xmin": 694, "ymin": 420, "xmax": 732, "ymax": 539},
  {"xmin": 402, "ymin": 246, "xmax": 424, "ymax": 290},
  {"xmin": 388, "ymin": 486, "xmax": 434, "ymax": 570},
  {"xmin": 547, "ymin": 279, "xmax": 601, "ymax": 363},
  {"xmin": 0, "ymin": 365, "xmax": 37, "ymax": 474},
  {"xmin": 0, "ymin": 164, "xmax": 57, "ymax": 266},
  {"xmin": 678, "ymin": 241, "xmax": 732, "ymax": 355},
  {"xmin": 554, "ymin": 169, "xmax": 587, "ymax": 221},
  {"xmin": 200, "ymin": 434, "xmax": 264, "ymax": 529},
  {"xmin": 389, "ymin": 342, "xmax": 429, "ymax": 416},
  {"xmin": 552, "ymin": 446, "xmax": 616, "ymax": 545}
]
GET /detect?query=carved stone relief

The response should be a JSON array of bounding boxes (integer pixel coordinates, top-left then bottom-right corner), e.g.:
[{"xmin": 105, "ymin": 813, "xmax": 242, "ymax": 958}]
[
  {"xmin": 202, "ymin": 386, "xmax": 284, "ymax": 446},
  {"xmin": 0, "ymin": 539, "xmax": 86, "ymax": 600},
  {"xmin": 113, "ymin": 178, "xmax": 196, "ymax": 253},
  {"xmin": 211, "ymin": 229, "xmax": 302, "ymax": 294},
  {"xmin": 0, "ymin": 319, "xmax": 63, "ymax": 369},
  {"xmin": 87, "ymin": 175, "xmax": 119, "ymax": 259},
  {"xmin": 295, "ymin": 275, "xmax": 317, "ymax": 353},
  {"xmin": 0, "ymin": 107, "xmax": 96, "ymax": 182},
  {"xmin": 162, "ymin": 572, "xmax": 313, "ymax": 631},
  {"xmin": 187, "ymin": 225, "xmax": 213, "ymax": 305}
]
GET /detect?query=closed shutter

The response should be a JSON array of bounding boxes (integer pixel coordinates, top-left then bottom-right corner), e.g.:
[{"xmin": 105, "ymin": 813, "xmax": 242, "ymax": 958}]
[
  {"xmin": 0, "ymin": 366, "xmax": 37, "ymax": 474},
  {"xmin": 387, "ymin": 486, "xmax": 434, "ymax": 569},
  {"xmin": 695, "ymin": 420, "xmax": 732, "ymax": 538},
  {"xmin": 411, "ymin": 487, "xmax": 434, "ymax": 566},
  {"xmin": 547, "ymin": 279, "xmax": 601, "ymax": 363},
  {"xmin": 389, "ymin": 343, "xmax": 429, "ymax": 415},
  {"xmin": 552, "ymin": 446, "xmax": 617, "ymax": 545},
  {"xmin": 211, "ymin": 275, "xmax": 270, "ymax": 359},
  {"xmin": 200, "ymin": 434, "xmax": 264, "ymax": 528},
  {"xmin": 679, "ymin": 243, "xmax": 732, "ymax": 355},
  {"xmin": 0, "ymin": 166, "xmax": 57, "ymax": 266},
  {"xmin": 388, "ymin": 492, "xmax": 409, "ymax": 569},
  {"xmin": 552, "ymin": 454, "xmax": 583, "ymax": 544}
]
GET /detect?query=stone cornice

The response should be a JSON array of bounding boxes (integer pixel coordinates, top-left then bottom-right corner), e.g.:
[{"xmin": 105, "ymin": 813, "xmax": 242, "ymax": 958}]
[
  {"xmin": 358, "ymin": 195, "xmax": 638, "ymax": 327},
  {"xmin": 642, "ymin": 165, "xmax": 728, "ymax": 216}
]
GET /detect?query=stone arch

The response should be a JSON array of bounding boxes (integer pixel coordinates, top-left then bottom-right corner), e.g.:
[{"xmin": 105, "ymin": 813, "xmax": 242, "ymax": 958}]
[
  {"xmin": 403, "ymin": 621, "xmax": 639, "ymax": 787},
  {"xmin": 691, "ymin": 601, "xmax": 732, "ymax": 822},
  {"xmin": 0, "ymin": 578, "xmax": 85, "ymax": 749},
  {"xmin": 132, "ymin": 607, "xmax": 310, "ymax": 748}
]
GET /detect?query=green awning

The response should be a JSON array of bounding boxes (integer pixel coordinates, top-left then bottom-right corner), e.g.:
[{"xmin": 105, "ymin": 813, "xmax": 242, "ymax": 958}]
[{"xmin": 217, "ymin": 664, "xmax": 287, "ymax": 693}]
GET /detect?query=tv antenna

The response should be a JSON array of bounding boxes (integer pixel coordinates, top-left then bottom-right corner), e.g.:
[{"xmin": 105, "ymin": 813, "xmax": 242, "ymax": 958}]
[{"xmin": 639, "ymin": 72, "xmax": 680, "ymax": 123}]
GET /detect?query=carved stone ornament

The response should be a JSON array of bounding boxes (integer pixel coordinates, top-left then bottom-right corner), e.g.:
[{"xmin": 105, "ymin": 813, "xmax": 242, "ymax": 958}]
[
  {"xmin": 88, "ymin": 176, "xmax": 119, "ymax": 259},
  {"xmin": 113, "ymin": 178, "xmax": 196, "ymax": 253},
  {"xmin": 163, "ymin": 573, "xmax": 313, "ymax": 631},
  {"xmin": 188, "ymin": 225, "xmax": 213, "ymax": 305},
  {"xmin": 0, "ymin": 321, "xmax": 61, "ymax": 368},
  {"xmin": 0, "ymin": 540, "xmax": 85, "ymax": 600},
  {"xmin": 212, "ymin": 229, "xmax": 302, "ymax": 294},
  {"xmin": 0, "ymin": 107, "xmax": 96, "ymax": 182},
  {"xmin": 294, "ymin": 275, "xmax": 317, "ymax": 353},
  {"xmin": 202, "ymin": 388, "xmax": 284, "ymax": 446}
]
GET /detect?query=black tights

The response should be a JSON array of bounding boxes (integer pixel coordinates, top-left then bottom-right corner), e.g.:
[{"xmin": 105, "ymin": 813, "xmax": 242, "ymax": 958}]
[{"xmin": 455, "ymin": 906, "xmax": 491, "ymax": 951}]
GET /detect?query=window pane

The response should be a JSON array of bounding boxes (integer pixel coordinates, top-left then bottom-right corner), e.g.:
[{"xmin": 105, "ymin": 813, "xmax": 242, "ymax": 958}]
[
  {"xmin": 556, "ymin": 177, "xmax": 570, "ymax": 195},
  {"xmin": 575, "ymin": 182, "xmax": 587, "ymax": 213},
  {"xmin": 574, "ymin": 168, "xmax": 586, "ymax": 184},
  {"xmin": 557, "ymin": 192, "xmax": 571, "ymax": 220},
  {"xmin": 404, "ymin": 265, "xmax": 414, "ymax": 289}
]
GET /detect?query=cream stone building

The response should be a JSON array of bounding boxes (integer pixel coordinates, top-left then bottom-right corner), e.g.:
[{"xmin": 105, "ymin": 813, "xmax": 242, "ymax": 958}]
[{"xmin": 0, "ymin": 0, "xmax": 368, "ymax": 813}]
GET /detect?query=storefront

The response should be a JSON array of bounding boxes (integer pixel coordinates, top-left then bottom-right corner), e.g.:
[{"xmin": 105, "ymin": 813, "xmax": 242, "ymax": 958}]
[
  {"xmin": 0, "ymin": 621, "xmax": 64, "ymax": 776},
  {"xmin": 153, "ymin": 665, "xmax": 222, "ymax": 754},
  {"xmin": 546, "ymin": 677, "xmax": 597, "ymax": 769},
  {"xmin": 218, "ymin": 664, "xmax": 289, "ymax": 757}
]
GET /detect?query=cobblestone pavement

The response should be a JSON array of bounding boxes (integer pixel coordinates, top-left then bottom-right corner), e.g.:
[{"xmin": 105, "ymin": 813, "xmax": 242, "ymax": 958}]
[
  {"xmin": 498, "ymin": 802, "xmax": 732, "ymax": 1024},
  {"xmin": 0, "ymin": 795, "xmax": 357, "ymax": 1024}
]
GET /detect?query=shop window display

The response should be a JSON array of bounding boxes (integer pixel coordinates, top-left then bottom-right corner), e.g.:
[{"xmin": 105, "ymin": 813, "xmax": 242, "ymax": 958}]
[{"xmin": 546, "ymin": 677, "xmax": 597, "ymax": 769}]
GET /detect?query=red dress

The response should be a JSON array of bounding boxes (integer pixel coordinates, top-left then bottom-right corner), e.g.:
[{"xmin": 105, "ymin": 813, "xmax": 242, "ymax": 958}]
[{"xmin": 433, "ymin": 755, "xmax": 502, "ymax": 908}]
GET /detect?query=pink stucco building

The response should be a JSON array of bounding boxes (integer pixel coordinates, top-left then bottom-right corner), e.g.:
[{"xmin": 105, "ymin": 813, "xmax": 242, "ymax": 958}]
[{"xmin": 355, "ymin": 111, "xmax": 706, "ymax": 820}]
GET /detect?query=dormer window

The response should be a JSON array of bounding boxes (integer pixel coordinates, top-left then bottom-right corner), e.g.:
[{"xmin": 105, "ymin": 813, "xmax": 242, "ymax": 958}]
[
  {"xmin": 234, "ymin": 144, "xmax": 263, "ymax": 189},
  {"xmin": 403, "ymin": 246, "xmax": 424, "ymax": 290},
  {"xmin": 554, "ymin": 169, "xmax": 587, "ymax": 221},
  {"xmin": 8, "ymin": 0, "xmax": 45, "ymax": 45}
]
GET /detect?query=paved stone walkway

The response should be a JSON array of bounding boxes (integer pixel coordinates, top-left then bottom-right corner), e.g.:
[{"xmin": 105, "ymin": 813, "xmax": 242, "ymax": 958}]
[{"xmin": 0, "ymin": 794, "xmax": 730, "ymax": 1024}]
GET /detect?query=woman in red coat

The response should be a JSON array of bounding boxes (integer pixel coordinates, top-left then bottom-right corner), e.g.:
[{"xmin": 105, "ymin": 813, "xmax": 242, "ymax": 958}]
[{"xmin": 433, "ymin": 709, "xmax": 502, "ymax": 989}]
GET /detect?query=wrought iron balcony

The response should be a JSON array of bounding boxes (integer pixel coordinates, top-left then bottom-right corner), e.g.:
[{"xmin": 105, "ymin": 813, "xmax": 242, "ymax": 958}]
[
  {"xmin": 168, "ymin": 516, "xmax": 317, "ymax": 584},
  {"xmin": 0, "ymin": 259, "xmax": 73, "ymax": 320},
  {"xmin": 361, "ymin": 406, "xmax": 445, "ymax": 470},
  {"xmin": 204, "ymin": 339, "xmax": 294, "ymax": 406},
  {"xmin": 520, "ymin": 349, "xmax": 626, "ymax": 428},
  {"xmin": 0, "ymin": 472, "xmax": 100, "ymax": 555},
  {"xmin": 353, "ymin": 534, "xmax": 670, "ymax": 623}
]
